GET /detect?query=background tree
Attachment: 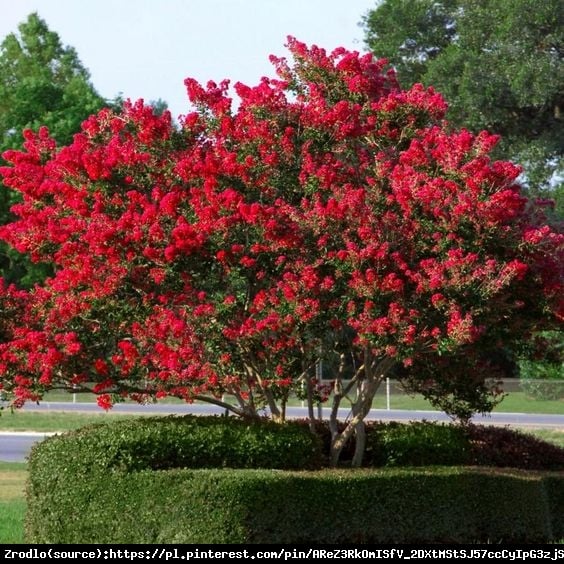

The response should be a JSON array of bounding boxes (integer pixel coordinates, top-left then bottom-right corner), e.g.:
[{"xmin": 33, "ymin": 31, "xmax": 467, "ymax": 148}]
[
  {"xmin": 0, "ymin": 13, "xmax": 106, "ymax": 286},
  {"xmin": 148, "ymin": 98, "xmax": 169, "ymax": 117},
  {"xmin": 0, "ymin": 39, "xmax": 561, "ymax": 466},
  {"xmin": 362, "ymin": 0, "xmax": 563, "ymax": 210}
]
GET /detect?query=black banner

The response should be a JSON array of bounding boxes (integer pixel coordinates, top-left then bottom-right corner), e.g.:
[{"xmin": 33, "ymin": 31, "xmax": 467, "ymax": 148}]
[{"xmin": 3, "ymin": 546, "xmax": 564, "ymax": 563}]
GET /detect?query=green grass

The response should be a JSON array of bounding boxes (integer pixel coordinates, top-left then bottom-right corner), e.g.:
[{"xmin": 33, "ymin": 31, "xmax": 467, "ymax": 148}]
[
  {"xmin": 0, "ymin": 410, "xmax": 140, "ymax": 432},
  {"xmin": 37, "ymin": 387, "xmax": 564, "ymax": 414},
  {"xmin": 0, "ymin": 461, "xmax": 27, "ymax": 497},
  {"xmin": 0, "ymin": 462, "xmax": 27, "ymax": 544},
  {"xmin": 371, "ymin": 391, "xmax": 564, "ymax": 414},
  {"xmin": 42, "ymin": 390, "xmax": 186, "ymax": 403},
  {"xmin": 0, "ymin": 500, "xmax": 26, "ymax": 544},
  {"xmin": 493, "ymin": 393, "xmax": 563, "ymax": 415},
  {"xmin": 527, "ymin": 429, "xmax": 564, "ymax": 449}
]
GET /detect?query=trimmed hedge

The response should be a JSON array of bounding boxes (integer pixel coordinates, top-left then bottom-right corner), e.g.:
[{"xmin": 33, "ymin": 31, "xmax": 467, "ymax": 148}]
[
  {"xmin": 313, "ymin": 420, "xmax": 564, "ymax": 471},
  {"xmin": 465, "ymin": 425, "xmax": 564, "ymax": 471},
  {"xmin": 544, "ymin": 474, "xmax": 564, "ymax": 539},
  {"xmin": 365, "ymin": 421, "xmax": 470, "ymax": 467},
  {"xmin": 27, "ymin": 465, "xmax": 561, "ymax": 543},
  {"xmin": 28, "ymin": 414, "xmax": 323, "ymax": 473},
  {"xmin": 25, "ymin": 416, "xmax": 564, "ymax": 543}
]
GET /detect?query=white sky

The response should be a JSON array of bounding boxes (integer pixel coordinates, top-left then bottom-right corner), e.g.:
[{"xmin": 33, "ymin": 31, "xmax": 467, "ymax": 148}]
[{"xmin": 0, "ymin": 0, "xmax": 377, "ymax": 119}]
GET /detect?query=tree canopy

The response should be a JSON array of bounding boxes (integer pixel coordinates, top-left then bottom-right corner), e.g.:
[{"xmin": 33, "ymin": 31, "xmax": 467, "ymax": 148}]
[
  {"xmin": 362, "ymin": 0, "xmax": 563, "ymax": 204},
  {"xmin": 0, "ymin": 38, "xmax": 561, "ymax": 465},
  {"xmin": 0, "ymin": 13, "xmax": 104, "ymax": 149},
  {"xmin": 0, "ymin": 13, "xmax": 106, "ymax": 286}
]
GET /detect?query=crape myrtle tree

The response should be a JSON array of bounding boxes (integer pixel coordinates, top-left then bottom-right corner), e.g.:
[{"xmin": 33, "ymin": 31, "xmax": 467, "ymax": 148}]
[{"xmin": 0, "ymin": 39, "xmax": 562, "ymax": 465}]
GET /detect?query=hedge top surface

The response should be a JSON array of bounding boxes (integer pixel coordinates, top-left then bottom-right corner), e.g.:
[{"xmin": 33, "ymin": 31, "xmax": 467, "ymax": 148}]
[{"xmin": 28, "ymin": 414, "xmax": 323, "ymax": 473}]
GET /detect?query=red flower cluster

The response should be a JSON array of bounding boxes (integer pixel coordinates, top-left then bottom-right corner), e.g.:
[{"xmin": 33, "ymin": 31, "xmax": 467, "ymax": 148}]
[{"xmin": 0, "ymin": 37, "xmax": 561, "ymax": 425}]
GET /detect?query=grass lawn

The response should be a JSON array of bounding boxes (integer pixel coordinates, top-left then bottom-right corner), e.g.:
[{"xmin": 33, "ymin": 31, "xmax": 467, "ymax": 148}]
[
  {"xmin": 0, "ymin": 462, "xmax": 27, "ymax": 544},
  {"xmin": 371, "ymin": 391, "xmax": 563, "ymax": 414},
  {"xmin": 0, "ymin": 410, "xmax": 139, "ymax": 432}
]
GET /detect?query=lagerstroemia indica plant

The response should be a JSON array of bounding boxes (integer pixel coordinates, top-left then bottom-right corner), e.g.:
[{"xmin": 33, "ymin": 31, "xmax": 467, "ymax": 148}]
[{"xmin": 0, "ymin": 38, "xmax": 562, "ymax": 465}]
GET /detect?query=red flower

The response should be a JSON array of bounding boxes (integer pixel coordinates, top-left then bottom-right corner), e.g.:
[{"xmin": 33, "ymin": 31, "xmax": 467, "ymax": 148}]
[{"xmin": 96, "ymin": 394, "xmax": 113, "ymax": 410}]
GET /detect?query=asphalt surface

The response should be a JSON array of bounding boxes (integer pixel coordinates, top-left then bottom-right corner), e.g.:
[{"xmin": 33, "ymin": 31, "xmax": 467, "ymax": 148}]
[
  {"xmin": 0, "ymin": 432, "xmax": 55, "ymax": 463},
  {"xmin": 1, "ymin": 402, "xmax": 563, "ymax": 462}
]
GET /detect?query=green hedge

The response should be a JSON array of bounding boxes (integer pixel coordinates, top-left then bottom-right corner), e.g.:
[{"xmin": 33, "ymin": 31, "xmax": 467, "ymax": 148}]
[
  {"xmin": 365, "ymin": 421, "xmax": 470, "ymax": 467},
  {"xmin": 27, "ymin": 465, "xmax": 561, "ymax": 543},
  {"xmin": 25, "ymin": 416, "xmax": 564, "ymax": 543},
  {"xmin": 28, "ymin": 414, "xmax": 323, "ymax": 473},
  {"xmin": 308, "ymin": 420, "xmax": 564, "ymax": 470},
  {"xmin": 544, "ymin": 474, "xmax": 564, "ymax": 539}
]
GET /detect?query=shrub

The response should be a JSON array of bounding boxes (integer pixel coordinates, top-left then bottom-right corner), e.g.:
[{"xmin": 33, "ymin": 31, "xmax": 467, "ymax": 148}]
[
  {"xmin": 520, "ymin": 365, "xmax": 564, "ymax": 400},
  {"xmin": 1, "ymin": 38, "xmax": 561, "ymax": 469},
  {"xmin": 26, "ymin": 465, "xmax": 560, "ymax": 544},
  {"xmin": 544, "ymin": 474, "xmax": 564, "ymax": 539},
  {"xmin": 365, "ymin": 421, "xmax": 470, "ymax": 467},
  {"xmin": 301, "ymin": 420, "xmax": 564, "ymax": 471},
  {"xmin": 466, "ymin": 425, "xmax": 564, "ymax": 471},
  {"xmin": 25, "ymin": 416, "xmax": 564, "ymax": 543},
  {"xmin": 27, "ymin": 415, "xmax": 323, "ymax": 474}
]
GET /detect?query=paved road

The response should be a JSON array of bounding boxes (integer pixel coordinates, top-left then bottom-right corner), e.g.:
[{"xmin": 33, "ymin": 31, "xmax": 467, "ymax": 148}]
[
  {"xmin": 10, "ymin": 400, "xmax": 564, "ymax": 427},
  {"xmin": 0, "ymin": 432, "xmax": 55, "ymax": 462},
  {"xmin": 8, "ymin": 400, "xmax": 564, "ymax": 425},
  {"xmin": 1, "ymin": 402, "xmax": 563, "ymax": 462}
]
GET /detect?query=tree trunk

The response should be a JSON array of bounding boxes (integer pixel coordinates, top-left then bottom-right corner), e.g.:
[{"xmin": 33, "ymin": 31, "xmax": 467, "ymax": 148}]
[
  {"xmin": 306, "ymin": 373, "xmax": 316, "ymax": 433},
  {"xmin": 330, "ymin": 354, "xmax": 394, "ymax": 467},
  {"xmin": 352, "ymin": 420, "xmax": 366, "ymax": 468},
  {"xmin": 262, "ymin": 385, "xmax": 282, "ymax": 421}
]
